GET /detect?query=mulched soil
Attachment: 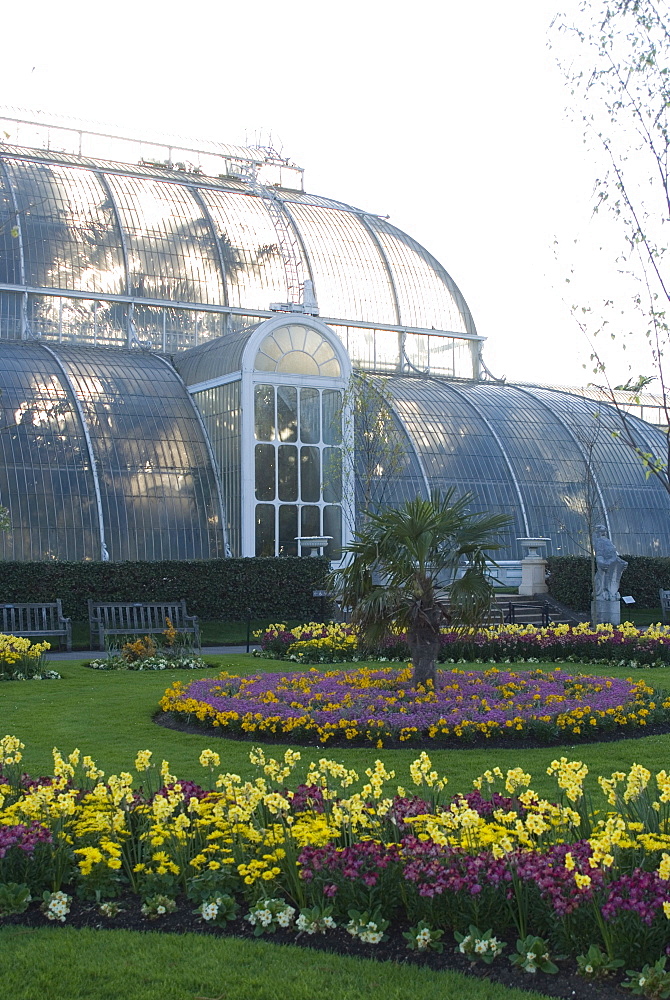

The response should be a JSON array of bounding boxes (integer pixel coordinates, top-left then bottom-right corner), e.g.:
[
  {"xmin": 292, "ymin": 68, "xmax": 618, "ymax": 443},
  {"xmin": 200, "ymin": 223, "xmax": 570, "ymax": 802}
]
[
  {"xmin": 156, "ymin": 708, "xmax": 670, "ymax": 751},
  {"xmin": 1, "ymin": 893, "xmax": 633, "ymax": 1000}
]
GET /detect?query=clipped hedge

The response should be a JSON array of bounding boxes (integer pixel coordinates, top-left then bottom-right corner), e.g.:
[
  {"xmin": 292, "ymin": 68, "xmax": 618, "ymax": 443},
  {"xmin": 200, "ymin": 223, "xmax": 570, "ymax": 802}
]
[
  {"xmin": 0, "ymin": 558, "xmax": 330, "ymax": 622},
  {"xmin": 547, "ymin": 555, "xmax": 670, "ymax": 611}
]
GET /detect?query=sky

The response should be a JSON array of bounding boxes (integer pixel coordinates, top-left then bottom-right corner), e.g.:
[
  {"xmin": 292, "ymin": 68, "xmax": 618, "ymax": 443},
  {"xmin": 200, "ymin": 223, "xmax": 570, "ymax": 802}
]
[{"xmin": 0, "ymin": 0, "xmax": 654, "ymax": 387}]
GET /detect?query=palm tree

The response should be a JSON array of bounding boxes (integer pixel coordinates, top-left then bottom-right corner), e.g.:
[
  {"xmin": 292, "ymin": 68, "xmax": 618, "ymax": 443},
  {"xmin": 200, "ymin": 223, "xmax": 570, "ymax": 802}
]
[{"xmin": 333, "ymin": 489, "xmax": 512, "ymax": 688}]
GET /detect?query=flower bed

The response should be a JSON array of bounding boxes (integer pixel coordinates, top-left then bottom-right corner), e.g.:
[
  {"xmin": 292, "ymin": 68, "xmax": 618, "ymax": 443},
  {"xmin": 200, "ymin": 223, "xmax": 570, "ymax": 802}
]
[
  {"xmin": 254, "ymin": 622, "xmax": 359, "ymax": 661},
  {"xmin": 3, "ymin": 736, "xmax": 670, "ymax": 990},
  {"xmin": 438, "ymin": 621, "xmax": 670, "ymax": 669},
  {"xmin": 0, "ymin": 633, "xmax": 59, "ymax": 681},
  {"xmin": 256, "ymin": 620, "xmax": 670, "ymax": 669},
  {"xmin": 158, "ymin": 665, "xmax": 670, "ymax": 748},
  {"xmin": 87, "ymin": 623, "xmax": 210, "ymax": 671},
  {"xmin": 88, "ymin": 654, "xmax": 210, "ymax": 671}
]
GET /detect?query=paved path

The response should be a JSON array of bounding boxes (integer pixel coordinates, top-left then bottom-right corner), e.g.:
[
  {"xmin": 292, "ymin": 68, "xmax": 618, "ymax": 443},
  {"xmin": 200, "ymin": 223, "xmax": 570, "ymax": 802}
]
[{"xmin": 47, "ymin": 646, "xmax": 260, "ymax": 661}]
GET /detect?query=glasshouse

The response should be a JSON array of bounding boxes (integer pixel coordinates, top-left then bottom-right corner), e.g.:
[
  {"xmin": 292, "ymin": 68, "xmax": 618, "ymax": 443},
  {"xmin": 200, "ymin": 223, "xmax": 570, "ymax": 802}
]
[{"xmin": 0, "ymin": 111, "xmax": 668, "ymax": 565}]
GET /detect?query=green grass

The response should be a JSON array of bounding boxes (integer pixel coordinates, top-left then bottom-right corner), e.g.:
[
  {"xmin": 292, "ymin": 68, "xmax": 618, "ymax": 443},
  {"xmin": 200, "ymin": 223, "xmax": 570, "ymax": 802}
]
[
  {"xmin": 0, "ymin": 926, "xmax": 553, "ymax": 1000},
  {"xmin": 4, "ymin": 654, "xmax": 670, "ymax": 800}
]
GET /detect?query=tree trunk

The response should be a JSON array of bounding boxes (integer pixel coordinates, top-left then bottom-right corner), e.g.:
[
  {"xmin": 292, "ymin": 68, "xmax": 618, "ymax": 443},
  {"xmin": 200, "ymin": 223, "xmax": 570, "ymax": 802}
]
[{"xmin": 407, "ymin": 626, "xmax": 441, "ymax": 688}]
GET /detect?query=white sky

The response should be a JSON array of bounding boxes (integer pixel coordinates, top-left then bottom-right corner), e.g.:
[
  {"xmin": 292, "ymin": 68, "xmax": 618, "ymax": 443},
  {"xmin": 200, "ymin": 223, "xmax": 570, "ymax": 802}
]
[{"xmin": 0, "ymin": 0, "xmax": 654, "ymax": 387}]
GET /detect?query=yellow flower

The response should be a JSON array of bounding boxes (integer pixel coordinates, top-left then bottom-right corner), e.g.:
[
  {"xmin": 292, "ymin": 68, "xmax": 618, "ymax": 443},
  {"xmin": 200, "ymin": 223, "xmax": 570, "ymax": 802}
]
[
  {"xmin": 135, "ymin": 750, "xmax": 153, "ymax": 772},
  {"xmin": 199, "ymin": 749, "xmax": 221, "ymax": 769}
]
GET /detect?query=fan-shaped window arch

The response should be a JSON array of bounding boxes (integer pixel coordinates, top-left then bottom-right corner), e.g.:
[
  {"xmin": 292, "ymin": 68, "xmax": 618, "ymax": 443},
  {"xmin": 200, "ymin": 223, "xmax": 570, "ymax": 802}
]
[{"xmin": 254, "ymin": 324, "xmax": 341, "ymax": 376}]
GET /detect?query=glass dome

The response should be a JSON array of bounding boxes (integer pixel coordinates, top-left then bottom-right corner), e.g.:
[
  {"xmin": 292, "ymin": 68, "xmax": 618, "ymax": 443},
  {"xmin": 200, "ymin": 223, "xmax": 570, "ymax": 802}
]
[
  {"xmin": 0, "ymin": 138, "xmax": 478, "ymax": 377},
  {"xmin": 365, "ymin": 375, "xmax": 670, "ymax": 559},
  {"xmin": 0, "ymin": 341, "xmax": 226, "ymax": 561}
]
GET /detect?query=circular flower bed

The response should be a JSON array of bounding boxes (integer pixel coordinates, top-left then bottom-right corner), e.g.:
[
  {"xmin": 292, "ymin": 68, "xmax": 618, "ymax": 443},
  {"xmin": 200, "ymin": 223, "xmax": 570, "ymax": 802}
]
[{"xmin": 159, "ymin": 665, "xmax": 670, "ymax": 748}]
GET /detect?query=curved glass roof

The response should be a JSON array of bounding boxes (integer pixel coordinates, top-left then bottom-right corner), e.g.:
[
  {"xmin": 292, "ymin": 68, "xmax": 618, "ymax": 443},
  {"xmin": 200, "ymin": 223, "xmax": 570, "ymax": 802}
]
[
  {"xmin": 372, "ymin": 375, "xmax": 670, "ymax": 559},
  {"xmin": 0, "ymin": 143, "xmax": 475, "ymax": 339},
  {"xmin": 0, "ymin": 342, "xmax": 225, "ymax": 561}
]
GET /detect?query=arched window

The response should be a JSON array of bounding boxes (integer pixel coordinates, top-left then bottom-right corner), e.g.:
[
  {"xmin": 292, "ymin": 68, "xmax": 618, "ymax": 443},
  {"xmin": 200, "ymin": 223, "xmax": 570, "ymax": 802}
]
[
  {"xmin": 251, "ymin": 324, "xmax": 346, "ymax": 560},
  {"xmin": 254, "ymin": 325, "xmax": 341, "ymax": 376}
]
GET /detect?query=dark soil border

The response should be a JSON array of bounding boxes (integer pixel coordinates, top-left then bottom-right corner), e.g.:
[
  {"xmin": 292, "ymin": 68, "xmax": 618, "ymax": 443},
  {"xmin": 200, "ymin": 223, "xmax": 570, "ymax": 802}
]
[{"xmin": 1, "ymin": 892, "xmax": 633, "ymax": 1000}]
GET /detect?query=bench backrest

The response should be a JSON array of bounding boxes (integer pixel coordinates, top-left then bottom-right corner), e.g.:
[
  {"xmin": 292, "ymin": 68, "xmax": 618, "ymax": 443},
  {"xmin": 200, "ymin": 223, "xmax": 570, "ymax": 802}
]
[
  {"xmin": 1, "ymin": 601, "xmax": 66, "ymax": 634},
  {"xmin": 88, "ymin": 601, "xmax": 189, "ymax": 634}
]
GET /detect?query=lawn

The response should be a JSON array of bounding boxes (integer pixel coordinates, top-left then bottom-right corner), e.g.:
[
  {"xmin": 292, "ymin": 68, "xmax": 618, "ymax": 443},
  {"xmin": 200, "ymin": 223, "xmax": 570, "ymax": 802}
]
[
  {"xmin": 0, "ymin": 926, "xmax": 554, "ymax": 1000},
  {"xmin": 5, "ymin": 653, "xmax": 670, "ymax": 800},
  {"xmin": 2, "ymin": 650, "xmax": 670, "ymax": 1000}
]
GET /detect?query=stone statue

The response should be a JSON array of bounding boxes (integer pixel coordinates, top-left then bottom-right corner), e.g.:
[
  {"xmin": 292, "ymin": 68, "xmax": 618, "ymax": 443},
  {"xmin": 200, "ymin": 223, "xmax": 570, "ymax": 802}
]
[{"xmin": 592, "ymin": 525, "xmax": 628, "ymax": 601}]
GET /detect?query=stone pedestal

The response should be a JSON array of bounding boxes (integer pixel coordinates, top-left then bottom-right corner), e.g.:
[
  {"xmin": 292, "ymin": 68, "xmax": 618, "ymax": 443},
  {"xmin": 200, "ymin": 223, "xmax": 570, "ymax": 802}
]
[
  {"xmin": 591, "ymin": 598, "xmax": 621, "ymax": 626},
  {"xmin": 516, "ymin": 537, "xmax": 550, "ymax": 596},
  {"xmin": 518, "ymin": 557, "xmax": 549, "ymax": 596}
]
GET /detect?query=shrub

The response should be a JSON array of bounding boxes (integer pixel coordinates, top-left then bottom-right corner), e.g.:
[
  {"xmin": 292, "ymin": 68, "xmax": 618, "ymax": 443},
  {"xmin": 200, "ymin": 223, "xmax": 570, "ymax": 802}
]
[{"xmin": 0, "ymin": 557, "xmax": 330, "ymax": 622}]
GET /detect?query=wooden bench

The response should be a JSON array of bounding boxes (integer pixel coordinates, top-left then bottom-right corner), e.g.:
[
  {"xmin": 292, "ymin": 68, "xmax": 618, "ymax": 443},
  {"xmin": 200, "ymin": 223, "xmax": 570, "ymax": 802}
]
[
  {"xmin": 660, "ymin": 589, "xmax": 670, "ymax": 625},
  {"xmin": 87, "ymin": 600, "xmax": 200, "ymax": 651},
  {"xmin": 0, "ymin": 601, "xmax": 72, "ymax": 650}
]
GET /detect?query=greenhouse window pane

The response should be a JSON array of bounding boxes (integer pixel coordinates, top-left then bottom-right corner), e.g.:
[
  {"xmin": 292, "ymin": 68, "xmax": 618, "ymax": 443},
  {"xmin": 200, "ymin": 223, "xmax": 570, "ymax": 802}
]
[
  {"xmin": 301, "ymin": 505, "xmax": 321, "ymax": 537},
  {"xmin": 279, "ymin": 505, "xmax": 298, "ymax": 556},
  {"xmin": 278, "ymin": 444, "xmax": 298, "ymax": 501},
  {"xmin": 255, "ymin": 504, "xmax": 275, "ymax": 557},
  {"xmin": 323, "ymin": 447, "xmax": 342, "ymax": 502},
  {"xmin": 277, "ymin": 385, "xmax": 298, "ymax": 442},
  {"xmin": 254, "ymin": 384, "xmax": 275, "ymax": 441},
  {"xmin": 322, "ymin": 389, "xmax": 342, "ymax": 445},
  {"xmin": 324, "ymin": 505, "xmax": 342, "ymax": 560},
  {"xmin": 300, "ymin": 387, "xmax": 320, "ymax": 443},
  {"xmin": 300, "ymin": 446, "xmax": 320, "ymax": 502},
  {"xmin": 255, "ymin": 443, "xmax": 275, "ymax": 500}
]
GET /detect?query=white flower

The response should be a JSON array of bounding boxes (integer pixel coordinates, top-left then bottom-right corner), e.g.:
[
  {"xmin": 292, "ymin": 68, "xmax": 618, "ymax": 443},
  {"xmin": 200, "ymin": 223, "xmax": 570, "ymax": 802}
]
[
  {"xmin": 458, "ymin": 935, "xmax": 472, "ymax": 953},
  {"xmin": 200, "ymin": 902, "xmax": 219, "ymax": 921}
]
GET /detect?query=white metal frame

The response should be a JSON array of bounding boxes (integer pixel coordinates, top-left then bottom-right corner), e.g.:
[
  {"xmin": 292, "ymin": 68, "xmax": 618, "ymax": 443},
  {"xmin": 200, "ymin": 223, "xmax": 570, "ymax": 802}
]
[{"xmin": 239, "ymin": 316, "xmax": 353, "ymax": 562}]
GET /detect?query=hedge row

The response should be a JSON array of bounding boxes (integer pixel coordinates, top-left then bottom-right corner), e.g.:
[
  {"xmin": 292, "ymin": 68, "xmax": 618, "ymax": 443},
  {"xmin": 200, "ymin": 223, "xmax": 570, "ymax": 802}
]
[
  {"xmin": 0, "ymin": 558, "xmax": 330, "ymax": 622},
  {"xmin": 547, "ymin": 555, "xmax": 670, "ymax": 611}
]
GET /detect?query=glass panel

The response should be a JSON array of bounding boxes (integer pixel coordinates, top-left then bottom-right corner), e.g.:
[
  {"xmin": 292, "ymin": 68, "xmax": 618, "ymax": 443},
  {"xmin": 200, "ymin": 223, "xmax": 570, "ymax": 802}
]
[
  {"xmin": 2, "ymin": 160, "xmax": 126, "ymax": 295},
  {"xmin": 255, "ymin": 443, "xmax": 275, "ymax": 500},
  {"xmin": 193, "ymin": 380, "xmax": 241, "ymax": 556},
  {"xmin": 105, "ymin": 174, "xmax": 223, "ymax": 303},
  {"xmin": 254, "ymin": 384, "xmax": 275, "ymax": 441},
  {"xmin": 322, "ymin": 389, "xmax": 342, "ymax": 444},
  {"xmin": 277, "ymin": 350, "xmax": 320, "ymax": 375},
  {"xmin": 198, "ymin": 189, "xmax": 288, "ymax": 310},
  {"xmin": 323, "ymin": 447, "xmax": 342, "ymax": 502},
  {"xmin": 278, "ymin": 505, "xmax": 298, "ymax": 556},
  {"xmin": 301, "ymin": 505, "xmax": 321, "ymax": 537},
  {"xmin": 0, "ymin": 291, "xmax": 23, "ymax": 339},
  {"xmin": 300, "ymin": 387, "xmax": 320, "ymax": 443},
  {"xmin": 277, "ymin": 385, "xmax": 298, "ymax": 442},
  {"xmin": 285, "ymin": 203, "xmax": 396, "ymax": 324},
  {"xmin": 57, "ymin": 346, "xmax": 224, "ymax": 561},
  {"xmin": 254, "ymin": 326, "xmax": 340, "ymax": 376},
  {"xmin": 255, "ymin": 504, "xmax": 275, "ymax": 557},
  {"xmin": 278, "ymin": 444, "xmax": 298, "ymax": 501},
  {"xmin": 324, "ymin": 505, "xmax": 342, "ymax": 560},
  {"xmin": 0, "ymin": 341, "xmax": 99, "ymax": 561},
  {"xmin": 300, "ymin": 446, "xmax": 320, "ymax": 502}
]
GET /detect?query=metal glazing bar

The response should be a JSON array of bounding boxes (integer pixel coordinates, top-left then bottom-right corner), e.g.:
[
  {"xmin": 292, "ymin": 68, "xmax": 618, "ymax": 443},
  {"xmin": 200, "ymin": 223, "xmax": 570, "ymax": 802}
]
[
  {"xmin": 446, "ymin": 382, "xmax": 531, "ymax": 536},
  {"xmin": 39, "ymin": 343, "xmax": 110, "ymax": 561}
]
